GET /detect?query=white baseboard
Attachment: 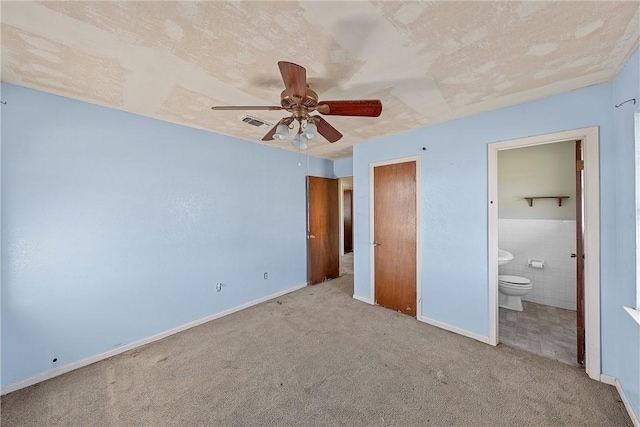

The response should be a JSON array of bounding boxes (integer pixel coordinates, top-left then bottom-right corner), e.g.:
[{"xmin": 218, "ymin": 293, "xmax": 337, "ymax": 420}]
[
  {"xmin": 1, "ymin": 282, "xmax": 307, "ymax": 396},
  {"xmin": 352, "ymin": 294, "xmax": 373, "ymax": 304},
  {"xmin": 599, "ymin": 375, "xmax": 640, "ymax": 427},
  {"xmin": 419, "ymin": 316, "xmax": 491, "ymax": 345}
]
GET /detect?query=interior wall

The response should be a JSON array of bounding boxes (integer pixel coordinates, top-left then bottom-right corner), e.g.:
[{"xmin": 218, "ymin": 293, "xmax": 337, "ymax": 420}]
[
  {"xmin": 353, "ymin": 47, "xmax": 639, "ymax": 416},
  {"xmin": 354, "ymin": 82, "xmax": 614, "ymax": 335},
  {"xmin": 352, "ymin": 77, "xmax": 616, "ymax": 367},
  {"xmin": 333, "ymin": 157, "xmax": 353, "ymax": 178},
  {"xmin": 498, "ymin": 141, "xmax": 576, "ymax": 220},
  {"xmin": 612, "ymin": 47, "xmax": 639, "ymax": 417},
  {"xmin": 0, "ymin": 83, "xmax": 333, "ymax": 387}
]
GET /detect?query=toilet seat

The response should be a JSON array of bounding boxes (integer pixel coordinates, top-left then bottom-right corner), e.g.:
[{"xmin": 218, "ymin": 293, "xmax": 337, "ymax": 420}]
[{"xmin": 498, "ymin": 275, "xmax": 531, "ymax": 285}]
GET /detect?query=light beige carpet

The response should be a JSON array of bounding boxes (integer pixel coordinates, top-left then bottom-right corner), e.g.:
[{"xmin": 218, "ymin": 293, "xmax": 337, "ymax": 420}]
[{"xmin": 1, "ymin": 271, "xmax": 632, "ymax": 426}]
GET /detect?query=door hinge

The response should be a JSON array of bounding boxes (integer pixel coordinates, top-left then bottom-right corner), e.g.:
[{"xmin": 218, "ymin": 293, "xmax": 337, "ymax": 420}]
[{"xmin": 576, "ymin": 160, "xmax": 584, "ymax": 171}]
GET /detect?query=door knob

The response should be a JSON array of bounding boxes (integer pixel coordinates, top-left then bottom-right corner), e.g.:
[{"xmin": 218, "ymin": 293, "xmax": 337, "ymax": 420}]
[
  {"xmin": 308, "ymin": 234, "xmax": 316, "ymax": 239},
  {"xmin": 373, "ymin": 240, "xmax": 381, "ymax": 247},
  {"xmin": 571, "ymin": 253, "xmax": 576, "ymax": 258}
]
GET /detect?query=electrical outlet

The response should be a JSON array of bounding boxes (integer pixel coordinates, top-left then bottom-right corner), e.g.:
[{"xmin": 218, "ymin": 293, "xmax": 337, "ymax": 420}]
[
  {"xmin": 216, "ymin": 283, "xmax": 222, "ymax": 292},
  {"xmin": 264, "ymin": 272, "xmax": 268, "ymax": 280}
]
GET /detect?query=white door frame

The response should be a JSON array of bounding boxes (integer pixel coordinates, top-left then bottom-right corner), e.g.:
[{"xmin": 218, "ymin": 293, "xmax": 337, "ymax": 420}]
[
  {"xmin": 369, "ymin": 156, "xmax": 421, "ymax": 318},
  {"xmin": 487, "ymin": 126, "xmax": 601, "ymax": 380}
]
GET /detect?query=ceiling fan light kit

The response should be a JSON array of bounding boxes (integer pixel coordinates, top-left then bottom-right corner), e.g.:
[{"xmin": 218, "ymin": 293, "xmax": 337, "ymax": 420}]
[
  {"xmin": 273, "ymin": 123, "xmax": 291, "ymax": 140},
  {"xmin": 291, "ymin": 133, "xmax": 309, "ymax": 150},
  {"xmin": 211, "ymin": 61, "xmax": 382, "ymax": 150},
  {"xmin": 303, "ymin": 123, "xmax": 318, "ymax": 140}
]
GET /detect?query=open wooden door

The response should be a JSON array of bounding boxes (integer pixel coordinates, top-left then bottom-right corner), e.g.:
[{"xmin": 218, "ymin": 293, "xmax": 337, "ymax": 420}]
[
  {"xmin": 575, "ymin": 140, "xmax": 585, "ymax": 365},
  {"xmin": 373, "ymin": 161, "xmax": 417, "ymax": 317},
  {"xmin": 307, "ymin": 176, "xmax": 340, "ymax": 285}
]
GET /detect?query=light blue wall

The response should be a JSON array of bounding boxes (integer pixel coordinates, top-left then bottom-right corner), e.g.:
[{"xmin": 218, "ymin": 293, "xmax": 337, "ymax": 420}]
[
  {"xmin": 353, "ymin": 47, "xmax": 639, "ymax": 414},
  {"xmin": 354, "ymin": 82, "xmax": 613, "ymax": 337},
  {"xmin": 333, "ymin": 157, "xmax": 353, "ymax": 178},
  {"xmin": 0, "ymin": 83, "xmax": 333, "ymax": 387},
  {"xmin": 613, "ymin": 48, "xmax": 640, "ymax": 416}
]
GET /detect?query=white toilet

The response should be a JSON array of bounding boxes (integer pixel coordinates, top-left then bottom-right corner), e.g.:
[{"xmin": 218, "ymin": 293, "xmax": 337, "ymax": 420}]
[
  {"xmin": 497, "ymin": 249, "xmax": 533, "ymax": 311},
  {"xmin": 498, "ymin": 275, "xmax": 532, "ymax": 311}
]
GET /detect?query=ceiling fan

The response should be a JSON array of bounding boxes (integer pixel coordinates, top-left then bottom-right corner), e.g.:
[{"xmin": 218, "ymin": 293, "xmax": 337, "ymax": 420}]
[{"xmin": 211, "ymin": 61, "xmax": 382, "ymax": 149}]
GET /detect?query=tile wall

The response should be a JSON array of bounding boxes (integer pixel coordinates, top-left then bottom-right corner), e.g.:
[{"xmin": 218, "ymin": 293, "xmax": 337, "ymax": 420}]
[{"xmin": 498, "ymin": 219, "xmax": 577, "ymax": 310}]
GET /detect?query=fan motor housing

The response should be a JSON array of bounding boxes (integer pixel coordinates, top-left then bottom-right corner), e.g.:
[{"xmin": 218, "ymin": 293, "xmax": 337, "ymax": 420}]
[{"xmin": 280, "ymin": 89, "xmax": 318, "ymax": 111}]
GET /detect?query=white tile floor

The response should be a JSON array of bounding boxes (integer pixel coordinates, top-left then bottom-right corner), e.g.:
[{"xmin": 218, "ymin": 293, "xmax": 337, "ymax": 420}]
[{"xmin": 499, "ymin": 300, "xmax": 579, "ymax": 366}]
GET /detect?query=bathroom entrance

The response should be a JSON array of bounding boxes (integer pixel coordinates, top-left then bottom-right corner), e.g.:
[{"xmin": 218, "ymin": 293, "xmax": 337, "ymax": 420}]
[
  {"xmin": 497, "ymin": 139, "xmax": 582, "ymax": 365},
  {"xmin": 487, "ymin": 127, "xmax": 601, "ymax": 380}
]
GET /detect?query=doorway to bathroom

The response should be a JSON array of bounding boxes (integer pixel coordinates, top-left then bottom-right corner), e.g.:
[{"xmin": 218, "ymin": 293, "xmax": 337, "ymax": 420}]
[
  {"xmin": 498, "ymin": 140, "xmax": 581, "ymax": 365},
  {"xmin": 487, "ymin": 127, "xmax": 601, "ymax": 380}
]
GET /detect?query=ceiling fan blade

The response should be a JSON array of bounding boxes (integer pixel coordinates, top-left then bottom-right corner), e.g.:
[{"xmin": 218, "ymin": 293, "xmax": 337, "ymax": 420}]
[
  {"xmin": 316, "ymin": 100, "xmax": 382, "ymax": 117},
  {"xmin": 261, "ymin": 123, "xmax": 279, "ymax": 141},
  {"xmin": 311, "ymin": 116, "xmax": 343, "ymax": 143},
  {"xmin": 211, "ymin": 106, "xmax": 283, "ymax": 111},
  {"xmin": 278, "ymin": 61, "xmax": 307, "ymax": 100}
]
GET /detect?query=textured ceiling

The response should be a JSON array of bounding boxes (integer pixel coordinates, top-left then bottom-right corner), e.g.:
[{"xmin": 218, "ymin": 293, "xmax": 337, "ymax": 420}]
[{"xmin": 1, "ymin": 1, "xmax": 639, "ymax": 160}]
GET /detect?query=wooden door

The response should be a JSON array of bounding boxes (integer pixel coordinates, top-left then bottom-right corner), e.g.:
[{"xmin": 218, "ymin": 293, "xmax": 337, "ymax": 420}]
[
  {"xmin": 307, "ymin": 176, "xmax": 340, "ymax": 285},
  {"xmin": 343, "ymin": 189, "xmax": 353, "ymax": 253},
  {"xmin": 575, "ymin": 140, "xmax": 585, "ymax": 365},
  {"xmin": 373, "ymin": 161, "xmax": 417, "ymax": 317}
]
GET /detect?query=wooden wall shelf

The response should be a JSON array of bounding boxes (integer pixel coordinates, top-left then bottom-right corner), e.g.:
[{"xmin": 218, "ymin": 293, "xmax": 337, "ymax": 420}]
[{"xmin": 524, "ymin": 196, "xmax": 570, "ymax": 207}]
